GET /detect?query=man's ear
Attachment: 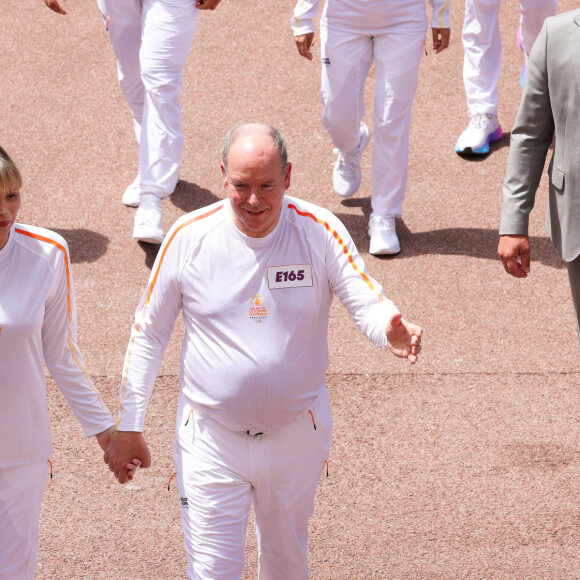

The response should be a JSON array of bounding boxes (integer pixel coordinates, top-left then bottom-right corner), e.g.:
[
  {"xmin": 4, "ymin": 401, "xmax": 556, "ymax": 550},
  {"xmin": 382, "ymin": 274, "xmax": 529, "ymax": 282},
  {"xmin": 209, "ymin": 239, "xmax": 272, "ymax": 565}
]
[
  {"xmin": 221, "ymin": 163, "xmax": 228, "ymax": 189},
  {"xmin": 284, "ymin": 162, "xmax": 292, "ymax": 190}
]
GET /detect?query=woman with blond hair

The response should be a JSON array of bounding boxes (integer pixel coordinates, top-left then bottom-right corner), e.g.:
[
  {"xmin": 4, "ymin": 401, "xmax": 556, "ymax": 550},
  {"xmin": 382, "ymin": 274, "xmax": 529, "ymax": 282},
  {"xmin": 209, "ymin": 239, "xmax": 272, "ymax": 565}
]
[{"xmin": 0, "ymin": 146, "xmax": 126, "ymax": 578}]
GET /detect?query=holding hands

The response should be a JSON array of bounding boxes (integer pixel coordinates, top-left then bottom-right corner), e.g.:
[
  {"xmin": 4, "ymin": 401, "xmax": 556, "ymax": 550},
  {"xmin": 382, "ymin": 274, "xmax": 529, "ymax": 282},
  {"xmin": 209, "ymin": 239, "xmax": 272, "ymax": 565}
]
[
  {"xmin": 102, "ymin": 430, "xmax": 150, "ymax": 484},
  {"xmin": 432, "ymin": 28, "xmax": 451, "ymax": 54}
]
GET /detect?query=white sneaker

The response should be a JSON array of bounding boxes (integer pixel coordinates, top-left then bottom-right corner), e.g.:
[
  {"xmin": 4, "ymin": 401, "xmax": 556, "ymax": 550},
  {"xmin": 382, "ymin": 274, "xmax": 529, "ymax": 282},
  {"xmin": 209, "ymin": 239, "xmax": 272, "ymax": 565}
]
[
  {"xmin": 368, "ymin": 213, "xmax": 400, "ymax": 255},
  {"xmin": 455, "ymin": 113, "xmax": 503, "ymax": 155},
  {"xmin": 333, "ymin": 123, "xmax": 371, "ymax": 198},
  {"xmin": 133, "ymin": 204, "xmax": 164, "ymax": 244},
  {"xmin": 122, "ymin": 174, "xmax": 141, "ymax": 207}
]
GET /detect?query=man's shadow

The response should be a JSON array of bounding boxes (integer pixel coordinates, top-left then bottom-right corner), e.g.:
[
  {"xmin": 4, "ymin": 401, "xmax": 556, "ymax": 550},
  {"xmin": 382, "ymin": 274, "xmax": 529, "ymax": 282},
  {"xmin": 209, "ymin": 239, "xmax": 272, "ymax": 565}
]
[
  {"xmin": 138, "ymin": 180, "xmax": 222, "ymax": 269},
  {"xmin": 170, "ymin": 179, "xmax": 222, "ymax": 214},
  {"xmin": 337, "ymin": 196, "xmax": 564, "ymax": 269},
  {"xmin": 53, "ymin": 229, "xmax": 109, "ymax": 263}
]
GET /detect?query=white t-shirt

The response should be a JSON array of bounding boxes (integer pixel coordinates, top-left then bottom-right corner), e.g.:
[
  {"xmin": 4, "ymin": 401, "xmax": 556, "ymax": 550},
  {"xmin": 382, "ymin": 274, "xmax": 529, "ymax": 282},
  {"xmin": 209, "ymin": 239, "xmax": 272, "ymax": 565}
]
[
  {"xmin": 118, "ymin": 197, "xmax": 399, "ymax": 434},
  {"xmin": 0, "ymin": 224, "xmax": 114, "ymax": 467}
]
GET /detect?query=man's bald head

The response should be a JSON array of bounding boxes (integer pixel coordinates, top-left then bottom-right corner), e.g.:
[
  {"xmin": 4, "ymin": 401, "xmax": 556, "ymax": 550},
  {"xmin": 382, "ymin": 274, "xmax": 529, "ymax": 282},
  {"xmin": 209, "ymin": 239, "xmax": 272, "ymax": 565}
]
[{"xmin": 222, "ymin": 123, "xmax": 288, "ymax": 176}]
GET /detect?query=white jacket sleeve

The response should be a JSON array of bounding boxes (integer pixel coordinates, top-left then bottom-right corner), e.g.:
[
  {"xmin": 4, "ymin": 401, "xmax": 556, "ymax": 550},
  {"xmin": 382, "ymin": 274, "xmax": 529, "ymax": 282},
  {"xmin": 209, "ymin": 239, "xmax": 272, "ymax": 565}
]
[
  {"xmin": 117, "ymin": 228, "xmax": 184, "ymax": 432},
  {"xmin": 324, "ymin": 215, "xmax": 400, "ymax": 349},
  {"xmin": 429, "ymin": 0, "xmax": 451, "ymax": 28},
  {"xmin": 290, "ymin": 0, "xmax": 320, "ymax": 36},
  {"xmin": 41, "ymin": 241, "xmax": 114, "ymax": 437}
]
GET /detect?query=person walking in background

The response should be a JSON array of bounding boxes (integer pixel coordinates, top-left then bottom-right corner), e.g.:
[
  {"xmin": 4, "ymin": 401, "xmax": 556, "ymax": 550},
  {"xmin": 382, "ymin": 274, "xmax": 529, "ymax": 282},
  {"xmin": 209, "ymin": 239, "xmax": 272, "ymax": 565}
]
[
  {"xmin": 498, "ymin": 9, "xmax": 580, "ymax": 340},
  {"xmin": 44, "ymin": 0, "xmax": 223, "ymax": 245},
  {"xmin": 0, "ymin": 146, "xmax": 136, "ymax": 579},
  {"xmin": 291, "ymin": 0, "xmax": 451, "ymax": 256},
  {"xmin": 455, "ymin": 0, "xmax": 557, "ymax": 156}
]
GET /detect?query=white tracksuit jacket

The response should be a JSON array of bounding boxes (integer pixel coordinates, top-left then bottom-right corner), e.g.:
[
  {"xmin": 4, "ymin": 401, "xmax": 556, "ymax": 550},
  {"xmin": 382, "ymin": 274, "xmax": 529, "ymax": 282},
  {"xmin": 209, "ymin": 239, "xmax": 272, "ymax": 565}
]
[
  {"xmin": 0, "ymin": 224, "xmax": 114, "ymax": 468},
  {"xmin": 117, "ymin": 196, "xmax": 400, "ymax": 434}
]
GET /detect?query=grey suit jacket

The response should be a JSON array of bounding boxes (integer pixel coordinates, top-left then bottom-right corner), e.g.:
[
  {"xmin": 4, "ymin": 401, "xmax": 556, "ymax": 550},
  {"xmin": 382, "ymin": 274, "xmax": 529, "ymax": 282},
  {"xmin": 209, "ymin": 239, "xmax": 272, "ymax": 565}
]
[{"xmin": 500, "ymin": 8, "xmax": 580, "ymax": 263}]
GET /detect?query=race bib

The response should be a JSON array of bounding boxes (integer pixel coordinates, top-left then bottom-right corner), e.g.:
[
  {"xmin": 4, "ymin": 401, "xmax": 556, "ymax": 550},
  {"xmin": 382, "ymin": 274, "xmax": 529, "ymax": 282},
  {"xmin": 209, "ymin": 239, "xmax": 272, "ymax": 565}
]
[{"xmin": 267, "ymin": 265, "xmax": 313, "ymax": 289}]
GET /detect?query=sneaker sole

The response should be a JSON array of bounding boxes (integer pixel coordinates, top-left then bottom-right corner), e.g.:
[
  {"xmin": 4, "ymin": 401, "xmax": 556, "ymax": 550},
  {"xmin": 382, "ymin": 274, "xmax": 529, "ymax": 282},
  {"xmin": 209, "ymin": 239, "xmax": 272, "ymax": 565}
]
[
  {"xmin": 368, "ymin": 230, "xmax": 401, "ymax": 255},
  {"xmin": 133, "ymin": 234, "xmax": 163, "ymax": 245},
  {"xmin": 335, "ymin": 188, "xmax": 357, "ymax": 199},
  {"xmin": 369, "ymin": 245, "xmax": 401, "ymax": 256},
  {"xmin": 455, "ymin": 126, "xmax": 504, "ymax": 156}
]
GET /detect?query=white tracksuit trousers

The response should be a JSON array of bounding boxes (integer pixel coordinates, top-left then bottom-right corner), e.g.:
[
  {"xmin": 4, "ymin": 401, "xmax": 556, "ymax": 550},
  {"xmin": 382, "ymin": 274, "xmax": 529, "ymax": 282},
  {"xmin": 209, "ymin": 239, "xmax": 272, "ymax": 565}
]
[
  {"xmin": 174, "ymin": 389, "xmax": 332, "ymax": 579},
  {"xmin": 320, "ymin": 16, "xmax": 425, "ymax": 217},
  {"xmin": 462, "ymin": 0, "xmax": 557, "ymax": 115},
  {"xmin": 0, "ymin": 461, "xmax": 48, "ymax": 580},
  {"xmin": 97, "ymin": 0, "xmax": 198, "ymax": 199}
]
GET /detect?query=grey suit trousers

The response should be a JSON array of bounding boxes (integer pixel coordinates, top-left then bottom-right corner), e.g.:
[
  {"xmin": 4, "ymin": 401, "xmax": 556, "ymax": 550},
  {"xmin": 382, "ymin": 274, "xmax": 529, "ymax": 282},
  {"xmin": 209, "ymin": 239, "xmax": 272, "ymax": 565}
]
[{"xmin": 566, "ymin": 256, "xmax": 580, "ymax": 341}]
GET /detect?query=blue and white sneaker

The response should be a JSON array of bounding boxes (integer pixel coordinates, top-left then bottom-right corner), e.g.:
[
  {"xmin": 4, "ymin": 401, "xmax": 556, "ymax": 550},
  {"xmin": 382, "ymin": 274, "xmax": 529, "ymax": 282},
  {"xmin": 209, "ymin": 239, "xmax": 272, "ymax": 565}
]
[
  {"xmin": 455, "ymin": 113, "xmax": 503, "ymax": 155},
  {"xmin": 517, "ymin": 25, "xmax": 527, "ymax": 89}
]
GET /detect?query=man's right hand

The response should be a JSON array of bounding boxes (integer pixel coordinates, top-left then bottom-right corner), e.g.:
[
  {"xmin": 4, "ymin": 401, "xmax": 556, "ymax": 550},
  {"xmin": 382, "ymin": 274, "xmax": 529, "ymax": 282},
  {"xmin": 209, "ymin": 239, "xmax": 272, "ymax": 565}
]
[
  {"xmin": 498, "ymin": 234, "xmax": 531, "ymax": 278},
  {"xmin": 44, "ymin": 0, "xmax": 67, "ymax": 15},
  {"xmin": 196, "ymin": 0, "xmax": 222, "ymax": 10},
  {"xmin": 295, "ymin": 33, "xmax": 315, "ymax": 61},
  {"xmin": 104, "ymin": 431, "xmax": 151, "ymax": 484}
]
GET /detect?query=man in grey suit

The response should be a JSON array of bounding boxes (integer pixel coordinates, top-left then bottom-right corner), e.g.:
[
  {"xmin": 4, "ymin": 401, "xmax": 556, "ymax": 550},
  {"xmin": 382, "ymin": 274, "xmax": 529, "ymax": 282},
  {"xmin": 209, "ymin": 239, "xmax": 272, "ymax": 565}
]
[{"xmin": 498, "ymin": 8, "xmax": 580, "ymax": 340}]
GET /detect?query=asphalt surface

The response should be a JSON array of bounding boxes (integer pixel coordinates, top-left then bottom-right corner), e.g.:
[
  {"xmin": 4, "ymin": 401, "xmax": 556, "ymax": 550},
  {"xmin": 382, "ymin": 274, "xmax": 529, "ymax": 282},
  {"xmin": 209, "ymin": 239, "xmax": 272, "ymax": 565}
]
[{"xmin": 3, "ymin": 1, "xmax": 580, "ymax": 578}]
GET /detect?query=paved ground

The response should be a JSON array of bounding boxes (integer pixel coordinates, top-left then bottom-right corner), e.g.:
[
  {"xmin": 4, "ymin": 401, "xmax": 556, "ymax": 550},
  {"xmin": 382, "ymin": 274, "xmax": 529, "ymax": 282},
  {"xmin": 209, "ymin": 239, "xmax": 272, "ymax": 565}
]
[{"xmin": 3, "ymin": 1, "xmax": 580, "ymax": 578}]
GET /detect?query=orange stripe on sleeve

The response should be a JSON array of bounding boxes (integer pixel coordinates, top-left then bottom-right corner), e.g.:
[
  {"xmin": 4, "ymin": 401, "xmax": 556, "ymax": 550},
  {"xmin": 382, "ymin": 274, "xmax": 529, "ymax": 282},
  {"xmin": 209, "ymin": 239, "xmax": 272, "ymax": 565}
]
[
  {"xmin": 14, "ymin": 228, "xmax": 110, "ymax": 413},
  {"xmin": 438, "ymin": 0, "xmax": 450, "ymax": 28},
  {"xmin": 118, "ymin": 205, "xmax": 224, "ymax": 423},
  {"xmin": 144, "ymin": 205, "xmax": 224, "ymax": 310},
  {"xmin": 287, "ymin": 204, "xmax": 383, "ymax": 302}
]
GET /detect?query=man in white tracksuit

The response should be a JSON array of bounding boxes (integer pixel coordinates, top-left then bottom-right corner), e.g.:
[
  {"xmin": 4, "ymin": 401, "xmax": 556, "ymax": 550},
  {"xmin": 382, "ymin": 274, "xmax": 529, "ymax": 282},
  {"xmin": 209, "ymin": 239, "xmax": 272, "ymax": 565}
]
[
  {"xmin": 44, "ymin": 0, "xmax": 223, "ymax": 244},
  {"xmin": 291, "ymin": 0, "xmax": 451, "ymax": 256},
  {"xmin": 104, "ymin": 123, "xmax": 422, "ymax": 578},
  {"xmin": 455, "ymin": 0, "xmax": 557, "ymax": 155}
]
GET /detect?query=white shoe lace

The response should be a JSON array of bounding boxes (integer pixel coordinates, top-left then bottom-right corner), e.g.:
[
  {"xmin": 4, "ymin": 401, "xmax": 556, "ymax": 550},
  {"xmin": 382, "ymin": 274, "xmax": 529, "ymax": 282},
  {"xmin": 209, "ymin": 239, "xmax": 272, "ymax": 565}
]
[
  {"xmin": 369, "ymin": 214, "xmax": 395, "ymax": 234},
  {"xmin": 137, "ymin": 206, "xmax": 162, "ymax": 228},
  {"xmin": 470, "ymin": 113, "xmax": 494, "ymax": 130},
  {"xmin": 333, "ymin": 148, "xmax": 357, "ymax": 175},
  {"xmin": 333, "ymin": 132, "xmax": 366, "ymax": 175}
]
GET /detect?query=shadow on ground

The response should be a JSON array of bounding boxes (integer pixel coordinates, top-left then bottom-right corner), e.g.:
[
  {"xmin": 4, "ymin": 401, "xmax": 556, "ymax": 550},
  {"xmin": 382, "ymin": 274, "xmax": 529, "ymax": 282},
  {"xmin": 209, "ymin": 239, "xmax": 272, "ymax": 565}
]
[
  {"xmin": 53, "ymin": 229, "xmax": 109, "ymax": 263},
  {"xmin": 138, "ymin": 241, "xmax": 161, "ymax": 270},
  {"xmin": 336, "ymin": 197, "xmax": 563, "ymax": 269},
  {"xmin": 137, "ymin": 180, "xmax": 223, "ymax": 270},
  {"xmin": 170, "ymin": 179, "xmax": 221, "ymax": 213}
]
